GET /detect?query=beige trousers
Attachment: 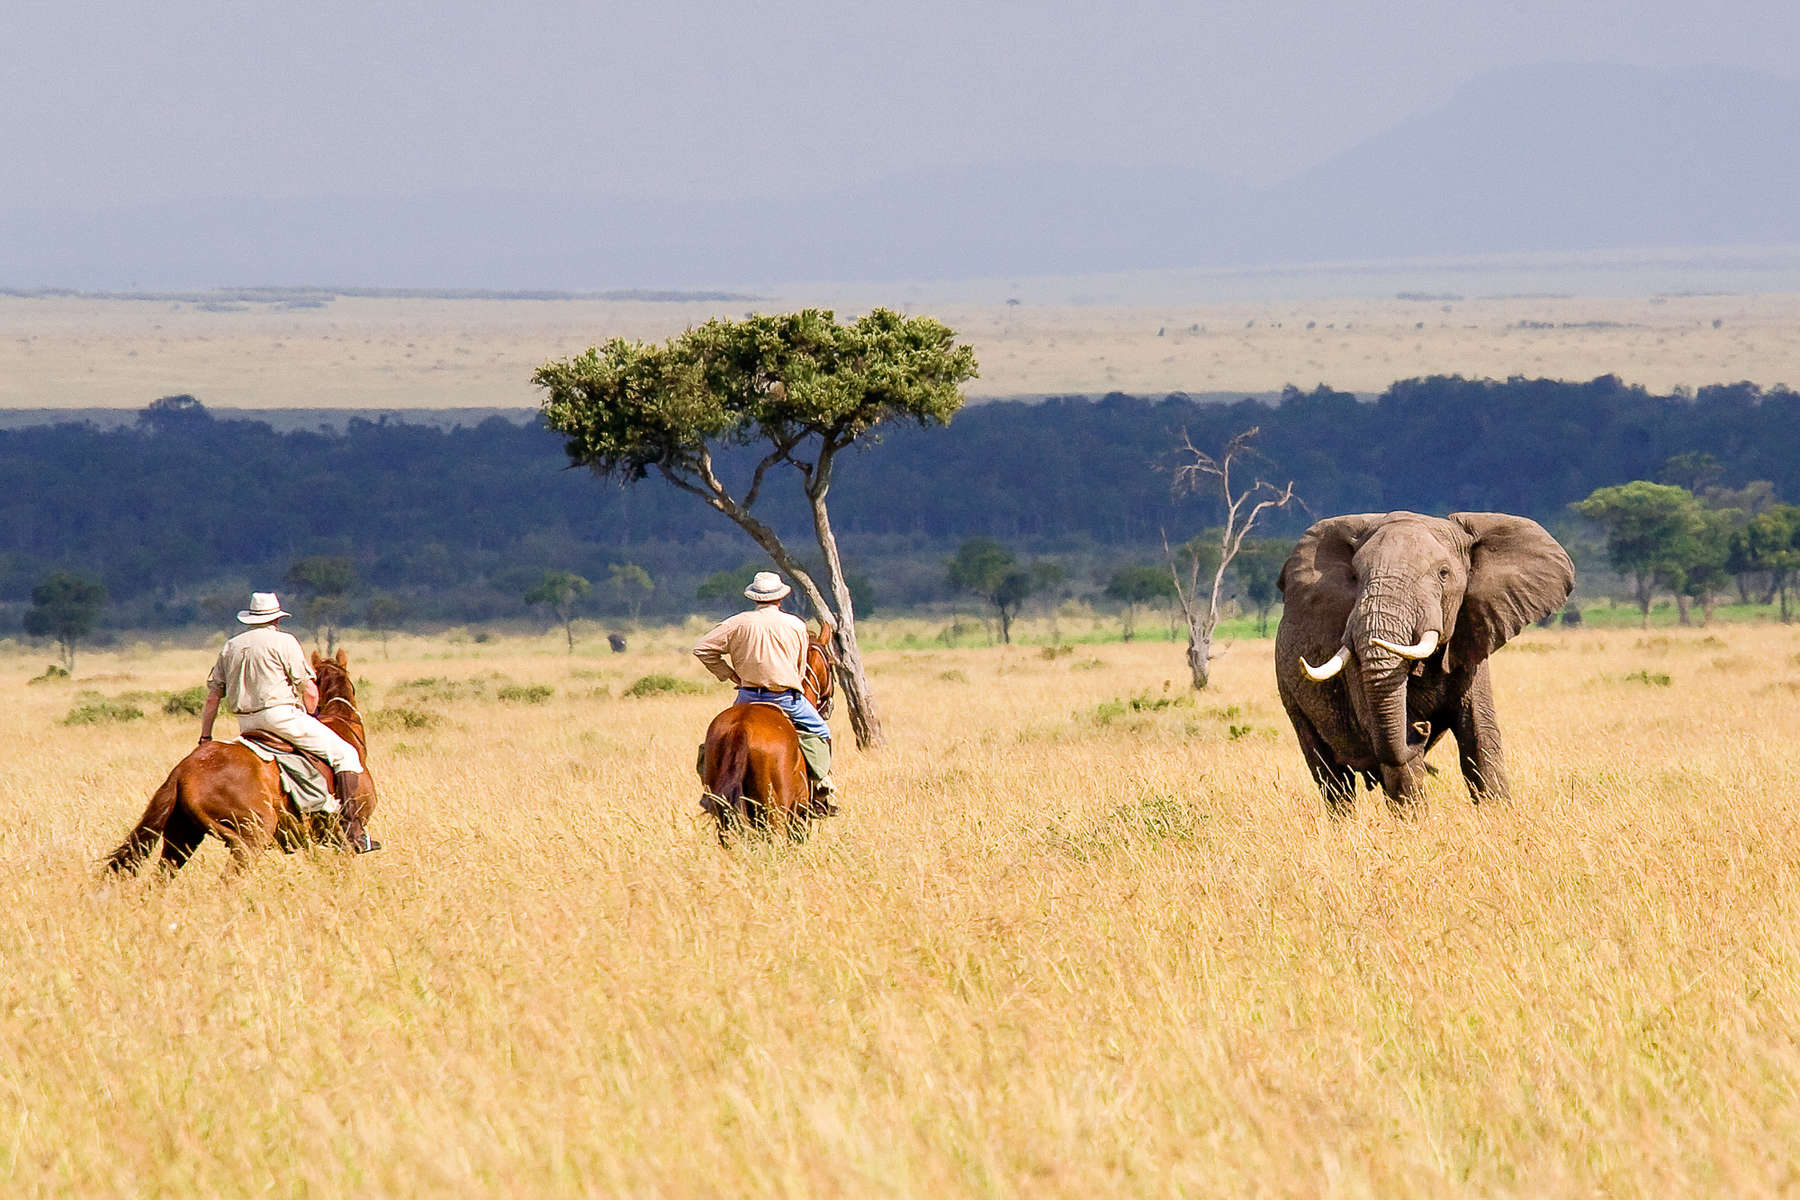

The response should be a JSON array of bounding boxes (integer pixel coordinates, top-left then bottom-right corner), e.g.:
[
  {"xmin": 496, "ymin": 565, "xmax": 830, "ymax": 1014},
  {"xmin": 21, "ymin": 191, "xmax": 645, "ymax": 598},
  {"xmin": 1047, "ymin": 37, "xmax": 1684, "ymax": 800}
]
[{"xmin": 236, "ymin": 704, "xmax": 364, "ymax": 773}]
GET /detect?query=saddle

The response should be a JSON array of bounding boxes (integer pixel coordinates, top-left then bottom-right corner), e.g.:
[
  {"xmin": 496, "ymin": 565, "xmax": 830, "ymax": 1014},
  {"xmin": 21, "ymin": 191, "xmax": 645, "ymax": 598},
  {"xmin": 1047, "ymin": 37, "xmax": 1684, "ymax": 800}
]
[{"xmin": 240, "ymin": 730, "xmax": 340, "ymax": 801}]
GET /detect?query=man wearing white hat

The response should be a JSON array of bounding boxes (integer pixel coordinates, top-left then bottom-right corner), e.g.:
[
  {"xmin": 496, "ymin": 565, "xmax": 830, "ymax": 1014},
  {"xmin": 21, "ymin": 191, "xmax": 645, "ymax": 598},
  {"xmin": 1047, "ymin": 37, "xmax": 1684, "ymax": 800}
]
[
  {"xmin": 692, "ymin": 571, "xmax": 836, "ymax": 802},
  {"xmin": 197, "ymin": 591, "xmax": 379, "ymax": 852}
]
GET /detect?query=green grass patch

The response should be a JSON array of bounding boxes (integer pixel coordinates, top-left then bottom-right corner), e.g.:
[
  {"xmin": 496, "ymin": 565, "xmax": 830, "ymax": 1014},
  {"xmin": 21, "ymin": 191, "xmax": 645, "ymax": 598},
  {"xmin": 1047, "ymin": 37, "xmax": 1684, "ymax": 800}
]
[
  {"xmin": 624, "ymin": 674, "xmax": 707, "ymax": 698},
  {"xmin": 497, "ymin": 684, "xmax": 555, "ymax": 704},
  {"xmin": 27, "ymin": 665, "xmax": 69, "ymax": 685},
  {"xmin": 161, "ymin": 685, "xmax": 208, "ymax": 717},
  {"xmin": 1624, "ymin": 669, "xmax": 1672, "ymax": 686},
  {"xmin": 63, "ymin": 698, "xmax": 145, "ymax": 725},
  {"xmin": 371, "ymin": 706, "xmax": 440, "ymax": 730},
  {"xmin": 1092, "ymin": 689, "xmax": 1192, "ymax": 724}
]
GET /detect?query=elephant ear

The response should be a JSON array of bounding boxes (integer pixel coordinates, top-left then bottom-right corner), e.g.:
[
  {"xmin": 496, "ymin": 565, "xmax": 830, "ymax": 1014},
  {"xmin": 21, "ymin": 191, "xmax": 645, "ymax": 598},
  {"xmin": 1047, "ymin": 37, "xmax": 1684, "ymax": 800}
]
[
  {"xmin": 1448, "ymin": 513, "xmax": 1575, "ymax": 670},
  {"xmin": 1278, "ymin": 513, "xmax": 1386, "ymax": 645}
]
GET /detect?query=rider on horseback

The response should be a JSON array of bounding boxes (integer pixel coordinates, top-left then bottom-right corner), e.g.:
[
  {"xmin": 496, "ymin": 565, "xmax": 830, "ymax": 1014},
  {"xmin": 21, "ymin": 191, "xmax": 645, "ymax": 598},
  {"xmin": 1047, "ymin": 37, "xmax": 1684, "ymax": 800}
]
[
  {"xmin": 196, "ymin": 591, "xmax": 380, "ymax": 852},
  {"xmin": 693, "ymin": 572, "xmax": 837, "ymax": 803}
]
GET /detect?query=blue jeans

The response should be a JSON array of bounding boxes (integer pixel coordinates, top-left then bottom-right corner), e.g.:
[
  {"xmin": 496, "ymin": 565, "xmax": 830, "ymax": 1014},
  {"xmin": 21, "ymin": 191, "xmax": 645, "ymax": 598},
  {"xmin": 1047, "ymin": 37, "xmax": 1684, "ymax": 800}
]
[{"xmin": 734, "ymin": 687, "xmax": 830, "ymax": 740}]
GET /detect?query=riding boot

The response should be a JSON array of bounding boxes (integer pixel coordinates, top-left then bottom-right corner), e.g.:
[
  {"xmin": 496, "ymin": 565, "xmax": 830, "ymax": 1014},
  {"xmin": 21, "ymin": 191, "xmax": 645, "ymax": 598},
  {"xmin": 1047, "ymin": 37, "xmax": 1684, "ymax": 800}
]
[
  {"xmin": 796, "ymin": 733, "xmax": 839, "ymax": 816},
  {"xmin": 334, "ymin": 771, "xmax": 382, "ymax": 853}
]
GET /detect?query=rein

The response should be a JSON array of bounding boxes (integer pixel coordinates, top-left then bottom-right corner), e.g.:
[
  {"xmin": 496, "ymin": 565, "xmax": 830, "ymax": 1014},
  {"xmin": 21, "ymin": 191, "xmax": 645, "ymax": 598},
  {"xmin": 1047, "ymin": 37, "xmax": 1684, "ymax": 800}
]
[{"xmin": 803, "ymin": 642, "xmax": 836, "ymax": 721}]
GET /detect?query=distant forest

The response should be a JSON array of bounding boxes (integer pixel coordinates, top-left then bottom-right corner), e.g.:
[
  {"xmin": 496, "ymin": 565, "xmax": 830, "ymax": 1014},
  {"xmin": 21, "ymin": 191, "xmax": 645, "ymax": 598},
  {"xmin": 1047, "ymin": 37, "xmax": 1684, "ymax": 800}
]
[{"xmin": 3, "ymin": 375, "xmax": 1797, "ymax": 631}]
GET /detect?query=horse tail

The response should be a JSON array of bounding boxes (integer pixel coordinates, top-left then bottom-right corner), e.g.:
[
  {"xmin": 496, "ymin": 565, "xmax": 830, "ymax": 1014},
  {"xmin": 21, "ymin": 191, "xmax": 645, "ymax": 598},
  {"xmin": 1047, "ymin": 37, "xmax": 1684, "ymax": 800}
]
[
  {"xmin": 708, "ymin": 731, "xmax": 754, "ymax": 822},
  {"xmin": 103, "ymin": 762, "xmax": 183, "ymax": 874}
]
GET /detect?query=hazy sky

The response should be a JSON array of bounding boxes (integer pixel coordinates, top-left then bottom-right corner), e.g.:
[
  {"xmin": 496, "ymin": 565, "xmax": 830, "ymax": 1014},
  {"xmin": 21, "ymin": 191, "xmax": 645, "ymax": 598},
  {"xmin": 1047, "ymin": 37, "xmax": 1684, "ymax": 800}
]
[{"xmin": 7, "ymin": 0, "xmax": 1797, "ymax": 211}]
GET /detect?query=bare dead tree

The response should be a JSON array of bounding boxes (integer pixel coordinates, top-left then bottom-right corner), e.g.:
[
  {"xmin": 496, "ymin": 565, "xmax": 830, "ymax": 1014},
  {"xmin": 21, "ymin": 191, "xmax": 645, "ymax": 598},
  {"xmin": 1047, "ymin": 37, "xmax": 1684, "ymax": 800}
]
[{"xmin": 1164, "ymin": 427, "xmax": 1298, "ymax": 689}]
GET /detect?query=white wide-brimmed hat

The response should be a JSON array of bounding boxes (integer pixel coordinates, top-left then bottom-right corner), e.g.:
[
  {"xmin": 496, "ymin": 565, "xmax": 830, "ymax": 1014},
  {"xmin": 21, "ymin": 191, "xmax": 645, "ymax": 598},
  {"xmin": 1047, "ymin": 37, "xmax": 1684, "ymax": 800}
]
[
  {"xmin": 237, "ymin": 592, "xmax": 292, "ymax": 625},
  {"xmin": 744, "ymin": 571, "xmax": 791, "ymax": 603}
]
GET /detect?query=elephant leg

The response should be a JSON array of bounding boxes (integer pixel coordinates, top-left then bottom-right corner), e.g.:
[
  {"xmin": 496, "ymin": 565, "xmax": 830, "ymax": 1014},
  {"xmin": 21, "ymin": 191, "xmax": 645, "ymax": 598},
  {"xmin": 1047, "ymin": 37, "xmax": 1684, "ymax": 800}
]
[
  {"xmin": 1451, "ymin": 663, "xmax": 1509, "ymax": 803},
  {"xmin": 1286, "ymin": 708, "xmax": 1360, "ymax": 816}
]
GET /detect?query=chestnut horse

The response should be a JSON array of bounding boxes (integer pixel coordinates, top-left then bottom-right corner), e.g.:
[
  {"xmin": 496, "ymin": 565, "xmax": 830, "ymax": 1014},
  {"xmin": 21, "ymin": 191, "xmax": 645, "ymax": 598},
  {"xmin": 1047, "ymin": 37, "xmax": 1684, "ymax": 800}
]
[
  {"xmin": 699, "ymin": 621, "xmax": 836, "ymax": 841},
  {"xmin": 105, "ymin": 649, "xmax": 376, "ymax": 874}
]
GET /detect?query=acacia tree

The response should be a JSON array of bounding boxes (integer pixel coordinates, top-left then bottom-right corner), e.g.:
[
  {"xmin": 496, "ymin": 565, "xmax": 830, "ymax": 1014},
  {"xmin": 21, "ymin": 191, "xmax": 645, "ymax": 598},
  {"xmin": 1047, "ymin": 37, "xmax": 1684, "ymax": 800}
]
[
  {"xmin": 1573, "ymin": 482, "xmax": 1705, "ymax": 627},
  {"xmin": 1233, "ymin": 538, "xmax": 1289, "ymax": 636},
  {"xmin": 525, "ymin": 570, "xmax": 592, "ymax": 652},
  {"xmin": 1103, "ymin": 565, "xmax": 1174, "ymax": 642},
  {"xmin": 947, "ymin": 537, "xmax": 1036, "ymax": 644},
  {"xmin": 1163, "ymin": 429, "xmax": 1297, "ymax": 689},
  {"xmin": 536, "ymin": 308, "xmax": 977, "ymax": 749},
  {"xmin": 608, "ymin": 563, "xmax": 653, "ymax": 626},
  {"xmin": 24, "ymin": 570, "xmax": 107, "ymax": 671},
  {"xmin": 284, "ymin": 555, "xmax": 356, "ymax": 653}
]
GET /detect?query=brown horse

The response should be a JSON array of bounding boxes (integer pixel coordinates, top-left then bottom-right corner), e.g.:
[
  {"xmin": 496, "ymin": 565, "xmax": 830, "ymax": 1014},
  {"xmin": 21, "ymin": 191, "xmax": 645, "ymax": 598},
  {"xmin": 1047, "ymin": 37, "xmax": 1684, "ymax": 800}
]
[
  {"xmin": 105, "ymin": 649, "xmax": 377, "ymax": 874},
  {"xmin": 699, "ymin": 621, "xmax": 836, "ymax": 841}
]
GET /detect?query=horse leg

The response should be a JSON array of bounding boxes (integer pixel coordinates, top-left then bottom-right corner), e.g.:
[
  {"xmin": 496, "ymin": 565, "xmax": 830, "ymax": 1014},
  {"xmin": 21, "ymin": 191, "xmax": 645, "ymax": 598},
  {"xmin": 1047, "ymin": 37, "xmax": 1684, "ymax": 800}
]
[{"xmin": 157, "ymin": 807, "xmax": 205, "ymax": 872}]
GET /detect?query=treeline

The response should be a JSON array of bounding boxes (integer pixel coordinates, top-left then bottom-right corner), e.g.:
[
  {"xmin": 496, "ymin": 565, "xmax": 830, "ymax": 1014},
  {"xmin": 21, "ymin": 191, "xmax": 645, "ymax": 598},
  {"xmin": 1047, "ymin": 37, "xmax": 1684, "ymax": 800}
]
[
  {"xmin": 1576, "ymin": 475, "xmax": 1800, "ymax": 625},
  {"xmin": 3, "ymin": 377, "xmax": 1799, "ymax": 630}
]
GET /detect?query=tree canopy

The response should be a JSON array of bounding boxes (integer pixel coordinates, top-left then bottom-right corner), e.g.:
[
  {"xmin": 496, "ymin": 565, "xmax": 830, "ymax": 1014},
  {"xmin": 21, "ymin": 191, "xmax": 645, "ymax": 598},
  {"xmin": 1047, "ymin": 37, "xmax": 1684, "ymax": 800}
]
[
  {"xmin": 23, "ymin": 570, "xmax": 107, "ymax": 670},
  {"xmin": 536, "ymin": 307, "xmax": 979, "ymax": 747}
]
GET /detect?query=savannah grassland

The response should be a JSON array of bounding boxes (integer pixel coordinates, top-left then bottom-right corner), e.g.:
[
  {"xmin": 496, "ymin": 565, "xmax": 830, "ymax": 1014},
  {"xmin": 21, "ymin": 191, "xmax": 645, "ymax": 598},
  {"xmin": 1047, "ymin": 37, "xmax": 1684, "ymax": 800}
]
[
  {"xmin": 2, "ymin": 618, "xmax": 1798, "ymax": 1196},
  {"xmin": 4, "ymin": 288, "xmax": 1800, "ymax": 410}
]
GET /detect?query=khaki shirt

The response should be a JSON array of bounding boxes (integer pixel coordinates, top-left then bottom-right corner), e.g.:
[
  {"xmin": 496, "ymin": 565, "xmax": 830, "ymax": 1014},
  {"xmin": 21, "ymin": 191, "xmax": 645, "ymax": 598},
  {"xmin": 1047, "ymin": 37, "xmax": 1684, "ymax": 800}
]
[
  {"xmin": 693, "ymin": 605, "xmax": 807, "ymax": 692},
  {"xmin": 207, "ymin": 625, "xmax": 314, "ymax": 714}
]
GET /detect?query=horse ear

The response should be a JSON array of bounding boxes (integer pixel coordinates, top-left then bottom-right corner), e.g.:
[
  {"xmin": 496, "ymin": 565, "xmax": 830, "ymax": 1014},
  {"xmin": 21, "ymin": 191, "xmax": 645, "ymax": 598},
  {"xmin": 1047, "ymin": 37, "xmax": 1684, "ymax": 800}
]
[
  {"xmin": 1278, "ymin": 513, "xmax": 1385, "ymax": 641},
  {"xmin": 310, "ymin": 650, "xmax": 323, "ymax": 669},
  {"xmin": 1448, "ymin": 512, "xmax": 1574, "ymax": 668},
  {"xmin": 335, "ymin": 647, "xmax": 348, "ymax": 667}
]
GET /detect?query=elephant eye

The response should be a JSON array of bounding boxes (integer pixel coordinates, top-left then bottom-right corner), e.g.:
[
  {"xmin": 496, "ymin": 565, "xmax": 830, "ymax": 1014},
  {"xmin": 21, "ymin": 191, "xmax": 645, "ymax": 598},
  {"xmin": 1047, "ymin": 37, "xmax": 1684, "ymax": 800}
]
[{"xmin": 1438, "ymin": 567, "xmax": 1451, "ymax": 581}]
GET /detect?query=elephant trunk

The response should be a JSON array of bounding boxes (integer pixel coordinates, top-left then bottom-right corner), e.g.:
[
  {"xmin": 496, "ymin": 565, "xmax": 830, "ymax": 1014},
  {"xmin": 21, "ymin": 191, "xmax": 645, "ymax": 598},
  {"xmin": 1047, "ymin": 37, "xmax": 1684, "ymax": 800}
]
[
  {"xmin": 1351, "ymin": 585, "xmax": 1434, "ymax": 767},
  {"xmin": 1363, "ymin": 654, "xmax": 1415, "ymax": 766}
]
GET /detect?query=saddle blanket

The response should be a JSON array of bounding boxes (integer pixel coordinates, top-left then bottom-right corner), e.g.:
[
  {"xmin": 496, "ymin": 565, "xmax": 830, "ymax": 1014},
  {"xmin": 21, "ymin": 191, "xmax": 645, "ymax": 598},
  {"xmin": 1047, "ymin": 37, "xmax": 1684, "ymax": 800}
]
[{"xmin": 232, "ymin": 736, "xmax": 338, "ymax": 814}]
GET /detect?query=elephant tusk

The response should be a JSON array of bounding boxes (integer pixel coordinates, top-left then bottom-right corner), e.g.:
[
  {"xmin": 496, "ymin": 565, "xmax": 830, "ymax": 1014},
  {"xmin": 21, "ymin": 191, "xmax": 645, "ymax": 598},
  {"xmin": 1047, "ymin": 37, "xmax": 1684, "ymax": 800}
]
[
  {"xmin": 1369, "ymin": 629, "xmax": 1440, "ymax": 660},
  {"xmin": 1300, "ymin": 646, "xmax": 1350, "ymax": 681}
]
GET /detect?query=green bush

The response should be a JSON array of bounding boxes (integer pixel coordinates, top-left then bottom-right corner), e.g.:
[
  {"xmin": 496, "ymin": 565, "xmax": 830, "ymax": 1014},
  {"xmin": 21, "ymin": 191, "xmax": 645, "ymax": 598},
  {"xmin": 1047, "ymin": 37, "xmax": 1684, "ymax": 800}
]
[
  {"xmin": 372, "ymin": 706, "xmax": 440, "ymax": 730},
  {"xmin": 497, "ymin": 684, "xmax": 554, "ymax": 703},
  {"xmin": 624, "ymin": 673, "xmax": 706, "ymax": 698},
  {"xmin": 63, "ymin": 699, "xmax": 145, "ymax": 725},
  {"xmin": 1624, "ymin": 669, "xmax": 1673, "ymax": 686},
  {"xmin": 162, "ymin": 685, "xmax": 208, "ymax": 716},
  {"xmin": 27, "ymin": 664, "xmax": 69, "ymax": 685}
]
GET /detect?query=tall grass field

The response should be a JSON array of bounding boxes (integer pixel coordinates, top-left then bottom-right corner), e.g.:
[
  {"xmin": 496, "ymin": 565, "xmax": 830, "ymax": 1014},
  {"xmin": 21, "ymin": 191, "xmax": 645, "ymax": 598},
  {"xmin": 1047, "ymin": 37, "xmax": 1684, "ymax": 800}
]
[{"xmin": 2, "ymin": 619, "xmax": 1797, "ymax": 1195}]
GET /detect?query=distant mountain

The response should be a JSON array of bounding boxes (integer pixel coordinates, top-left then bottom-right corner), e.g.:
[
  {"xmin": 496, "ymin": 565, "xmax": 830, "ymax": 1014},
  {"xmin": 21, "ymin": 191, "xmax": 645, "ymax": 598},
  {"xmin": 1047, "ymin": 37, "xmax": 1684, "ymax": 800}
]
[
  {"xmin": 2, "ymin": 63, "xmax": 1795, "ymax": 289},
  {"xmin": 1248, "ymin": 63, "xmax": 1800, "ymax": 262}
]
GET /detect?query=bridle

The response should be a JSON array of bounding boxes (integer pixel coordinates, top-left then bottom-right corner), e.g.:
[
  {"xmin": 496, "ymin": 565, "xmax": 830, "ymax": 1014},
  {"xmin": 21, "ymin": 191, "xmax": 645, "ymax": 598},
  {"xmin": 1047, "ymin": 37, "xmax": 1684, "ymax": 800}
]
[
  {"xmin": 803, "ymin": 640, "xmax": 836, "ymax": 721},
  {"xmin": 319, "ymin": 693, "xmax": 361, "ymax": 721}
]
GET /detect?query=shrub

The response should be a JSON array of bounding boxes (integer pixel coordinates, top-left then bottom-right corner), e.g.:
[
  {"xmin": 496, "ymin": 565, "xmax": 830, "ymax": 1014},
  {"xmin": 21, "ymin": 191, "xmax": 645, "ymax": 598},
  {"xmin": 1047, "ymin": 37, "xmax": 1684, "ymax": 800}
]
[
  {"xmin": 1624, "ymin": 669, "xmax": 1672, "ymax": 686},
  {"xmin": 1092, "ymin": 689, "xmax": 1189, "ymax": 724},
  {"xmin": 63, "ymin": 699, "xmax": 145, "ymax": 725},
  {"xmin": 28, "ymin": 665, "xmax": 70, "ymax": 685},
  {"xmin": 624, "ymin": 674, "xmax": 706, "ymax": 698},
  {"xmin": 372, "ymin": 706, "xmax": 439, "ymax": 730},
  {"xmin": 497, "ymin": 684, "xmax": 554, "ymax": 703},
  {"xmin": 162, "ymin": 686, "xmax": 208, "ymax": 716}
]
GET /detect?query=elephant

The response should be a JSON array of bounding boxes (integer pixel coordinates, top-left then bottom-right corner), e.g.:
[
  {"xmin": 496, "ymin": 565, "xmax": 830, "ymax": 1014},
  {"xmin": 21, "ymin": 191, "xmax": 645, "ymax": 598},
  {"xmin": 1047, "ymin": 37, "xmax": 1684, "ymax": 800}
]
[{"xmin": 1274, "ymin": 511, "xmax": 1574, "ymax": 812}]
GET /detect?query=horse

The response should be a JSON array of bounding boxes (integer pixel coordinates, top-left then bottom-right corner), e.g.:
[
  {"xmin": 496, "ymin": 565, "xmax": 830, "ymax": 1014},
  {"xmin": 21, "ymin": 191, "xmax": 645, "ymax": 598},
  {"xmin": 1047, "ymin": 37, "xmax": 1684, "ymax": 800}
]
[
  {"xmin": 698, "ymin": 621, "xmax": 836, "ymax": 842},
  {"xmin": 104, "ymin": 649, "xmax": 377, "ymax": 874}
]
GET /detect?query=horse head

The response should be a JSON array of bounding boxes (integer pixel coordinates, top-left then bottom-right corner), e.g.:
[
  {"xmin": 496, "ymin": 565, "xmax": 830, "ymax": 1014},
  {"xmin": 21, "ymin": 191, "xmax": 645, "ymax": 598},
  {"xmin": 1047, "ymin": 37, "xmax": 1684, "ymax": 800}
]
[
  {"xmin": 804, "ymin": 622, "xmax": 837, "ymax": 720},
  {"xmin": 309, "ymin": 647, "xmax": 358, "ymax": 709}
]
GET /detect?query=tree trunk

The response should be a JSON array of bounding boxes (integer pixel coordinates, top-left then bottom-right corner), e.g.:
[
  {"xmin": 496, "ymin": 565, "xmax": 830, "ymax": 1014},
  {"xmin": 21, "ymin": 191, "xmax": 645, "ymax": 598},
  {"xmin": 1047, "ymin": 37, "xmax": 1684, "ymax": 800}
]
[
  {"xmin": 806, "ymin": 448, "xmax": 884, "ymax": 750},
  {"xmin": 1674, "ymin": 594, "xmax": 1692, "ymax": 626},
  {"xmin": 670, "ymin": 452, "xmax": 885, "ymax": 750},
  {"xmin": 998, "ymin": 605, "xmax": 1013, "ymax": 644},
  {"xmin": 1186, "ymin": 617, "xmax": 1212, "ymax": 689}
]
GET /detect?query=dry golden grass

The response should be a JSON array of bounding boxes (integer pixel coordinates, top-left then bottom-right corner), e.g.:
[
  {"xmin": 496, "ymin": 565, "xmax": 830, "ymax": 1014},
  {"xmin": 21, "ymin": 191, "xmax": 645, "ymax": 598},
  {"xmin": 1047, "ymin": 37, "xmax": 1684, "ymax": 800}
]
[
  {"xmin": 3, "ymin": 619, "xmax": 1798, "ymax": 1195},
  {"xmin": 4, "ymin": 290, "xmax": 1799, "ymax": 410}
]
